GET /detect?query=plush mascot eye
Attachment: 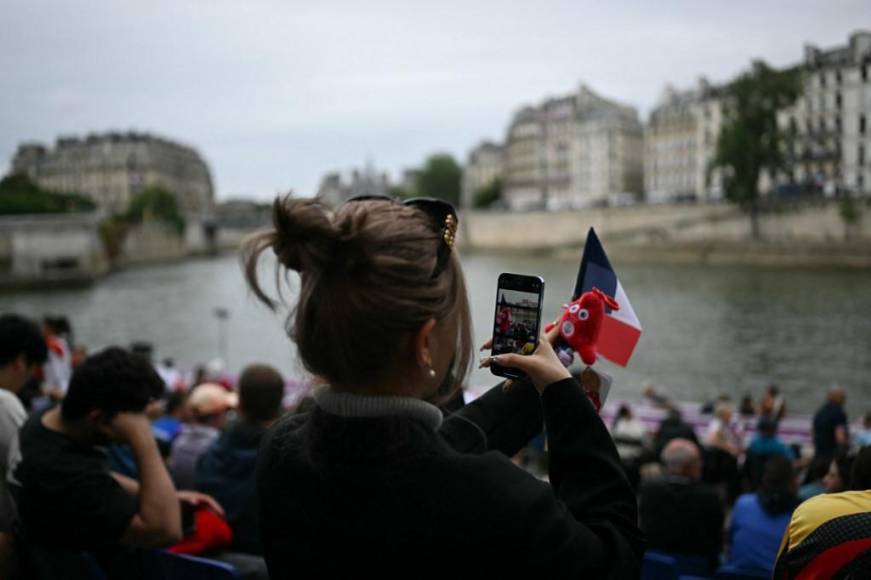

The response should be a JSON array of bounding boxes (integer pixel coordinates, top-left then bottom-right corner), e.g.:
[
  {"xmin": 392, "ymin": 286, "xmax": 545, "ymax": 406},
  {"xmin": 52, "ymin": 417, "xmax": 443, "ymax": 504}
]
[
  {"xmin": 578, "ymin": 309, "xmax": 589, "ymax": 321},
  {"xmin": 568, "ymin": 304, "xmax": 580, "ymax": 314},
  {"xmin": 561, "ymin": 321, "xmax": 575, "ymax": 337}
]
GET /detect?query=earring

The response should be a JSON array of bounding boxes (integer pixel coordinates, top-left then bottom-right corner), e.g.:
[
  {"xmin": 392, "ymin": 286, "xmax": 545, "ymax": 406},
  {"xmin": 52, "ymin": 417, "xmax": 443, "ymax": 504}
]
[{"xmin": 427, "ymin": 368, "xmax": 436, "ymax": 378}]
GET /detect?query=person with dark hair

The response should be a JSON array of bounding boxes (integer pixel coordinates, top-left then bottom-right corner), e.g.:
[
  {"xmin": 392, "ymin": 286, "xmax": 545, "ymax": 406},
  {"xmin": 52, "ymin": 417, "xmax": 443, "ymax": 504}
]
[
  {"xmin": 243, "ymin": 196, "xmax": 643, "ymax": 578},
  {"xmin": 812, "ymin": 385, "xmax": 848, "ymax": 461},
  {"xmin": 0, "ymin": 313, "xmax": 48, "ymax": 575},
  {"xmin": 724, "ymin": 456, "xmax": 798, "ymax": 575},
  {"xmin": 8, "ymin": 347, "xmax": 221, "ymax": 579},
  {"xmin": 823, "ymin": 451, "xmax": 854, "ymax": 494},
  {"xmin": 152, "ymin": 390, "xmax": 189, "ymax": 454},
  {"xmin": 775, "ymin": 448, "xmax": 871, "ymax": 578},
  {"xmin": 797, "ymin": 455, "xmax": 830, "ymax": 501},
  {"xmin": 196, "ymin": 364, "xmax": 285, "ymax": 555},
  {"xmin": 653, "ymin": 406, "xmax": 701, "ymax": 458},
  {"xmin": 748, "ymin": 417, "xmax": 795, "ymax": 460}
]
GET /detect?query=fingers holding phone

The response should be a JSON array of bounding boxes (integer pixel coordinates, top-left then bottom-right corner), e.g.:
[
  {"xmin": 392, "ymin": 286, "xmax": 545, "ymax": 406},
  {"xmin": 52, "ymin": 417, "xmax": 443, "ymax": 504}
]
[{"xmin": 482, "ymin": 335, "xmax": 571, "ymax": 393}]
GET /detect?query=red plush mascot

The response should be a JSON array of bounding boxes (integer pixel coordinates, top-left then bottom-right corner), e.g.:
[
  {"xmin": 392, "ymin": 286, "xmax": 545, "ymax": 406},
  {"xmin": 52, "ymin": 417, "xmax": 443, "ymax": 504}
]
[{"xmin": 552, "ymin": 287, "xmax": 620, "ymax": 365}]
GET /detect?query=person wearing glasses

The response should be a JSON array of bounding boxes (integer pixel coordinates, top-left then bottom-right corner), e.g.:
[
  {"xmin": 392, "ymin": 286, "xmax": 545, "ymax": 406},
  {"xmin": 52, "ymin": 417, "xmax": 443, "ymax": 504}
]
[{"xmin": 244, "ymin": 196, "xmax": 643, "ymax": 578}]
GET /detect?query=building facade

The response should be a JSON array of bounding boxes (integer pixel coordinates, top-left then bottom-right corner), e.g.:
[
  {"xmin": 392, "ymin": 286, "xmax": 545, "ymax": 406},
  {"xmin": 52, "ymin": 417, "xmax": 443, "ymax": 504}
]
[
  {"xmin": 644, "ymin": 80, "xmax": 726, "ymax": 203},
  {"xmin": 11, "ymin": 132, "xmax": 214, "ymax": 217},
  {"xmin": 502, "ymin": 85, "xmax": 643, "ymax": 211},
  {"xmin": 777, "ymin": 31, "xmax": 871, "ymax": 196},
  {"xmin": 315, "ymin": 163, "xmax": 391, "ymax": 207},
  {"xmin": 461, "ymin": 141, "xmax": 504, "ymax": 208}
]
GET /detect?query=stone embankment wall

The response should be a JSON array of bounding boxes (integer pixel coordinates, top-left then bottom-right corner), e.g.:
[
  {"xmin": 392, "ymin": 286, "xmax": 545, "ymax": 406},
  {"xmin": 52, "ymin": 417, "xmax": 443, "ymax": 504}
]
[
  {"xmin": 0, "ymin": 213, "xmax": 109, "ymax": 288},
  {"xmin": 116, "ymin": 221, "xmax": 188, "ymax": 266},
  {"xmin": 460, "ymin": 200, "xmax": 871, "ymax": 267}
]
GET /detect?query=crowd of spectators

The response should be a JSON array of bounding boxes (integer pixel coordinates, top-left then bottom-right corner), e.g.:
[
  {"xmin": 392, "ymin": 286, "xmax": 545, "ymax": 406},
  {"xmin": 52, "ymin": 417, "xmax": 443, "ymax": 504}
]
[
  {"xmin": 604, "ymin": 382, "xmax": 871, "ymax": 577},
  {"xmin": 1, "ymin": 308, "xmax": 870, "ymax": 579},
  {"xmin": 0, "ymin": 313, "xmax": 276, "ymax": 579}
]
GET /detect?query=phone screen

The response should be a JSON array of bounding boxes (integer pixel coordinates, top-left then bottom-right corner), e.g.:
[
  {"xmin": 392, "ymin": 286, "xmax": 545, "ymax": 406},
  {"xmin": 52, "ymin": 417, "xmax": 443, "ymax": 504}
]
[{"xmin": 491, "ymin": 274, "xmax": 544, "ymax": 378}]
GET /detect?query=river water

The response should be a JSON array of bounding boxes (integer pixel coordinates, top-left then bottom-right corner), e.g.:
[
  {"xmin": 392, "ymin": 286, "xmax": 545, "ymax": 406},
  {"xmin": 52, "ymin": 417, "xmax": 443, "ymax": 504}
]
[{"xmin": 2, "ymin": 252, "xmax": 870, "ymax": 414}]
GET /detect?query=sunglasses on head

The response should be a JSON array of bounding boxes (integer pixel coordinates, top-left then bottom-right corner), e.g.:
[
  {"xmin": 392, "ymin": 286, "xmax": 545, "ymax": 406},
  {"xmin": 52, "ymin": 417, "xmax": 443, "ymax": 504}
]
[{"xmin": 345, "ymin": 195, "xmax": 458, "ymax": 279}]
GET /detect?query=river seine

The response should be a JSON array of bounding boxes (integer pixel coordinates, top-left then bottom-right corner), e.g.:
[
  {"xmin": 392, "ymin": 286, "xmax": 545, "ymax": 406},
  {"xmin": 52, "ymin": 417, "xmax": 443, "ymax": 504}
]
[{"xmin": 2, "ymin": 252, "xmax": 869, "ymax": 413}]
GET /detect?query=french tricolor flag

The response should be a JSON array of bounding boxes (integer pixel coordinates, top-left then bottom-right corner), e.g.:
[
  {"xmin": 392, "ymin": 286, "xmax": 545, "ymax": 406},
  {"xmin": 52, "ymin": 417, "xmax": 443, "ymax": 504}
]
[{"xmin": 574, "ymin": 228, "xmax": 642, "ymax": 367}]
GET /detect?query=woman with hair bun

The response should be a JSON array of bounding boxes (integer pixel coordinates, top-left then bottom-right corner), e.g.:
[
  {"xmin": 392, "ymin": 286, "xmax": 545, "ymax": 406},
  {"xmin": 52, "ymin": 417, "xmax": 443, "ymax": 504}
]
[{"xmin": 244, "ymin": 196, "xmax": 643, "ymax": 578}]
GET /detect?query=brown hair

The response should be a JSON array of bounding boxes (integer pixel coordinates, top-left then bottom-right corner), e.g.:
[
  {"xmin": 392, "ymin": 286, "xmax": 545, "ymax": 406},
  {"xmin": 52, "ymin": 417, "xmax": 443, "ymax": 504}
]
[{"xmin": 241, "ymin": 196, "xmax": 472, "ymax": 401}]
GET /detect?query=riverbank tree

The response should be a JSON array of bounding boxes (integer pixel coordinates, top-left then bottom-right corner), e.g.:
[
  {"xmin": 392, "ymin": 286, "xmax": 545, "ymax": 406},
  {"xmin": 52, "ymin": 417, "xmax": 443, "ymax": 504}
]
[
  {"xmin": 415, "ymin": 154, "xmax": 462, "ymax": 207},
  {"xmin": 473, "ymin": 178, "xmax": 502, "ymax": 209},
  {"xmin": 0, "ymin": 173, "xmax": 96, "ymax": 215},
  {"xmin": 124, "ymin": 186, "xmax": 186, "ymax": 234},
  {"xmin": 711, "ymin": 61, "xmax": 801, "ymax": 239}
]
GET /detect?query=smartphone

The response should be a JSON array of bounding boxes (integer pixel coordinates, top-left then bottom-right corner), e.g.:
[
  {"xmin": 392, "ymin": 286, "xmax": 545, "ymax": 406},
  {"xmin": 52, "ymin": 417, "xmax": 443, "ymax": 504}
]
[{"xmin": 490, "ymin": 273, "xmax": 545, "ymax": 379}]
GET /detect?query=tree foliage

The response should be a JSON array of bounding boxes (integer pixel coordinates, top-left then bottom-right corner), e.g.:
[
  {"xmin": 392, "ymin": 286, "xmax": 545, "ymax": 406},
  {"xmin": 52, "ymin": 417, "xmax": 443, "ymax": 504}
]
[
  {"xmin": 415, "ymin": 154, "xmax": 462, "ymax": 206},
  {"xmin": 0, "ymin": 173, "xmax": 96, "ymax": 215},
  {"xmin": 125, "ymin": 186, "xmax": 186, "ymax": 234},
  {"xmin": 473, "ymin": 178, "xmax": 502, "ymax": 209},
  {"xmin": 711, "ymin": 61, "xmax": 801, "ymax": 235}
]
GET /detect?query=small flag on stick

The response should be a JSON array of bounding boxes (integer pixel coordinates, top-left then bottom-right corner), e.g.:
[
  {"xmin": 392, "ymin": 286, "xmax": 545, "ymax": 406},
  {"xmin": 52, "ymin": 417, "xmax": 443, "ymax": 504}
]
[{"xmin": 573, "ymin": 228, "xmax": 642, "ymax": 367}]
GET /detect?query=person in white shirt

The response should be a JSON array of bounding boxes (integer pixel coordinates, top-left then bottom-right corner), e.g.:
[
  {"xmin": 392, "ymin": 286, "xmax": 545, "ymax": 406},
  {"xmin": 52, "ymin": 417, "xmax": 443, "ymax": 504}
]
[{"xmin": 0, "ymin": 314, "xmax": 48, "ymax": 576}]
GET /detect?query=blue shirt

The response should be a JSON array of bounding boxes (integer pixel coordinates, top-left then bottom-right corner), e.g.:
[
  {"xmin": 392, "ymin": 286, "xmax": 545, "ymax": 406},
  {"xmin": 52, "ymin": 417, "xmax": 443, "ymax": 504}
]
[
  {"xmin": 748, "ymin": 435, "xmax": 795, "ymax": 460},
  {"xmin": 726, "ymin": 493, "xmax": 793, "ymax": 573}
]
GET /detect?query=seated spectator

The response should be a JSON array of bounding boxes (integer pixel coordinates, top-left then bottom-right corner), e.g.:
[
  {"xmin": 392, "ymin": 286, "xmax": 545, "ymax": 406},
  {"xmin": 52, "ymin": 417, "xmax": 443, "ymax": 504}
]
[
  {"xmin": 611, "ymin": 403, "xmax": 648, "ymax": 462},
  {"xmin": 705, "ymin": 401, "xmax": 743, "ymax": 457},
  {"xmin": 856, "ymin": 411, "xmax": 871, "ymax": 448},
  {"xmin": 196, "ymin": 364, "xmax": 284, "ymax": 554},
  {"xmin": 8, "ymin": 347, "xmax": 220, "ymax": 579},
  {"xmin": 748, "ymin": 417, "xmax": 795, "ymax": 460},
  {"xmin": 725, "ymin": 456, "xmax": 798, "ymax": 575},
  {"xmin": 797, "ymin": 456, "xmax": 830, "ymax": 502},
  {"xmin": 41, "ymin": 316, "xmax": 73, "ymax": 400},
  {"xmin": 653, "ymin": 406, "xmax": 700, "ymax": 458},
  {"xmin": 639, "ymin": 438, "xmax": 725, "ymax": 572},
  {"xmin": 0, "ymin": 314, "xmax": 48, "ymax": 576},
  {"xmin": 610, "ymin": 403, "xmax": 648, "ymax": 488},
  {"xmin": 170, "ymin": 383, "xmax": 236, "ymax": 490},
  {"xmin": 775, "ymin": 447, "xmax": 871, "ymax": 578},
  {"xmin": 822, "ymin": 451, "xmax": 854, "ymax": 494},
  {"xmin": 153, "ymin": 391, "xmax": 189, "ymax": 454}
]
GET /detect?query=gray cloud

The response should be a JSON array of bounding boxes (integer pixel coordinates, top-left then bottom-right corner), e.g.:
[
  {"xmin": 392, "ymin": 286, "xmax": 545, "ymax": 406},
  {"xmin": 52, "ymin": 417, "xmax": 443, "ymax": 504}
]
[{"xmin": 1, "ymin": 0, "xmax": 868, "ymax": 199}]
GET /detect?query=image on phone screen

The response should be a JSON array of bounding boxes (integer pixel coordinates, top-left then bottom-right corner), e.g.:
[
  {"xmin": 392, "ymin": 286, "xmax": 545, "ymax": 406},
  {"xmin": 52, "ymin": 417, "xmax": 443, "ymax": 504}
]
[{"xmin": 493, "ymin": 288, "xmax": 541, "ymax": 358}]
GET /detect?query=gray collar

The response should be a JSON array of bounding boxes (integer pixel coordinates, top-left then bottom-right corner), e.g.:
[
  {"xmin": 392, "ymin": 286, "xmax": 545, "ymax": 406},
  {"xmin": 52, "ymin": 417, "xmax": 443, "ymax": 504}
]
[{"xmin": 312, "ymin": 385, "xmax": 443, "ymax": 431}]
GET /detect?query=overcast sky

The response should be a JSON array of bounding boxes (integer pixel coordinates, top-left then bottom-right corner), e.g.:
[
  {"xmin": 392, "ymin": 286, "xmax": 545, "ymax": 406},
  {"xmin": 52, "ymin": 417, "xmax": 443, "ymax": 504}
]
[{"xmin": 1, "ymin": 1, "xmax": 868, "ymax": 200}]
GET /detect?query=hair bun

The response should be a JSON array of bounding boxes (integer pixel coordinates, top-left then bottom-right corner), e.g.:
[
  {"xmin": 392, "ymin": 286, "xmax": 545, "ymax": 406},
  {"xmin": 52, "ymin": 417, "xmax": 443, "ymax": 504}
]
[{"xmin": 271, "ymin": 197, "xmax": 338, "ymax": 272}]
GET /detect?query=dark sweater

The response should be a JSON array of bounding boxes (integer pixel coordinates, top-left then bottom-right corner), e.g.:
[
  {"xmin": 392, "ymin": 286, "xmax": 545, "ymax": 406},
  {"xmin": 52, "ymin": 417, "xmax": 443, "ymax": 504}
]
[
  {"xmin": 256, "ymin": 378, "xmax": 644, "ymax": 578},
  {"xmin": 639, "ymin": 475, "xmax": 724, "ymax": 567},
  {"xmin": 196, "ymin": 421, "xmax": 265, "ymax": 554}
]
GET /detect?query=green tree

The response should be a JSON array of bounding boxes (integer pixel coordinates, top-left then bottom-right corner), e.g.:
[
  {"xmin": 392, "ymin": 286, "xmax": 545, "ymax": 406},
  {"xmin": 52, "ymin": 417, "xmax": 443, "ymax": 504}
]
[
  {"xmin": 0, "ymin": 173, "xmax": 96, "ymax": 215},
  {"xmin": 125, "ymin": 186, "xmax": 186, "ymax": 234},
  {"xmin": 711, "ymin": 61, "xmax": 801, "ymax": 238},
  {"xmin": 387, "ymin": 186, "xmax": 413, "ymax": 200},
  {"xmin": 473, "ymin": 178, "xmax": 502, "ymax": 209},
  {"xmin": 415, "ymin": 154, "xmax": 462, "ymax": 206}
]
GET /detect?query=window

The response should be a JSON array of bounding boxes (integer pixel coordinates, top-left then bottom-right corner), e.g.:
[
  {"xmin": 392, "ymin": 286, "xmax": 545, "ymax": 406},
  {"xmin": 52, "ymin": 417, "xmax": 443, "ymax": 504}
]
[
  {"xmin": 836, "ymin": 70, "xmax": 842, "ymax": 84},
  {"xmin": 863, "ymin": 65, "xmax": 869, "ymax": 82},
  {"xmin": 836, "ymin": 117, "xmax": 842, "ymax": 133},
  {"xmin": 861, "ymin": 115, "xmax": 867, "ymax": 135},
  {"xmin": 820, "ymin": 72, "xmax": 827, "ymax": 87},
  {"xmin": 836, "ymin": 93, "xmax": 842, "ymax": 109},
  {"xmin": 860, "ymin": 145, "xmax": 866, "ymax": 166}
]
